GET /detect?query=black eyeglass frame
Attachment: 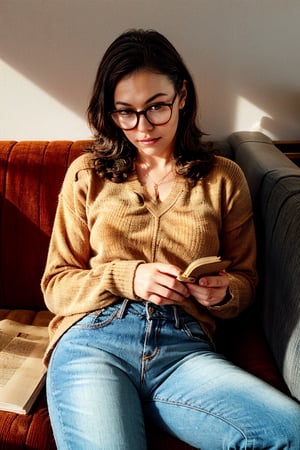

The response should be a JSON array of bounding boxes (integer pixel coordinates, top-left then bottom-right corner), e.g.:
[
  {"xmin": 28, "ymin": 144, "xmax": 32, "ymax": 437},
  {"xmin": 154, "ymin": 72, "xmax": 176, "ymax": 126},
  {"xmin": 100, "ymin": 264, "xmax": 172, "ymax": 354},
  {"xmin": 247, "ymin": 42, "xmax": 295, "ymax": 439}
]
[{"xmin": 109, "ymin": 93, "xmax": 178, "ymax": 130}]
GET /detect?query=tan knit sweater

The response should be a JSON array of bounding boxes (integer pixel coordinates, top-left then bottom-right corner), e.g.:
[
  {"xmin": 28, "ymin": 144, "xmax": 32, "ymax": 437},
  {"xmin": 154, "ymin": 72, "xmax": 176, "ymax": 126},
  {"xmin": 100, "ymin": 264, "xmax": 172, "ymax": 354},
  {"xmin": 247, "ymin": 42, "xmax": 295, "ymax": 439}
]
[{"xmin": 41, "ymin": 153, "xmax": 257, "ymax": 364}]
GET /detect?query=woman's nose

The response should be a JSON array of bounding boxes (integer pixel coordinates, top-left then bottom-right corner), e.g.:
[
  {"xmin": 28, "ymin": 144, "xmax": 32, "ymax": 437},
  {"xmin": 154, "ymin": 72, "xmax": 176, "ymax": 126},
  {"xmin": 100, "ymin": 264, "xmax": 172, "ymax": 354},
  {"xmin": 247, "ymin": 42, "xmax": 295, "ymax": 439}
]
[{"xmin": 136, "ymin": 113, "xmax": 154, "ymax": 131}]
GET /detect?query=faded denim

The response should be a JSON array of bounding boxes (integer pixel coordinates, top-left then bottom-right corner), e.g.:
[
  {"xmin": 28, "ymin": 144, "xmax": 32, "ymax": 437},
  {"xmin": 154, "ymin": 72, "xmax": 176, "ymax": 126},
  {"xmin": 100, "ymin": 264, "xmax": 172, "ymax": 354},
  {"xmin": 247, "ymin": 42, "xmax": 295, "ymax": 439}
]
[{"xmin": 47, "ymin": 300, "xmax": 300, "ymax": 449}]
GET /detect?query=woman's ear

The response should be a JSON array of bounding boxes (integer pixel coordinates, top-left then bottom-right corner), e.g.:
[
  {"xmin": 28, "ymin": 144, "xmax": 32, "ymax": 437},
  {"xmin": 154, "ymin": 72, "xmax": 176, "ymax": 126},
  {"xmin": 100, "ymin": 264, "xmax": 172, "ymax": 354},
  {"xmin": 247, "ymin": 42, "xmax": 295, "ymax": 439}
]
[{"xmin": 179, "ymin": 80, "xmax": 188, "ymax": 109}]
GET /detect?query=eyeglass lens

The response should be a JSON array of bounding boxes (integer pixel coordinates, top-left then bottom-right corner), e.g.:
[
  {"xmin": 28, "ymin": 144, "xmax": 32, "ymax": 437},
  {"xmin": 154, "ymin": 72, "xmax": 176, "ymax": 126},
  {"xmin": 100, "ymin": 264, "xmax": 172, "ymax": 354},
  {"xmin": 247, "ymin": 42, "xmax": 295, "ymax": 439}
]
[{"xmin": 111, "ymin": 105, "xmax": 171, "ymax": 130}]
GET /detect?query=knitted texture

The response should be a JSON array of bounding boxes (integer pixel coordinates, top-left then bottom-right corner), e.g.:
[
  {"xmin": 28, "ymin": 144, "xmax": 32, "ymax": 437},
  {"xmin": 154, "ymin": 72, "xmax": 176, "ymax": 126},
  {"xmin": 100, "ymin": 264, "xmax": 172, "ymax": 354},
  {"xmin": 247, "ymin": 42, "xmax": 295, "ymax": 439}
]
[{"xmin": 42, "ymin": 153, "xmax": 257, "ymax": 363}]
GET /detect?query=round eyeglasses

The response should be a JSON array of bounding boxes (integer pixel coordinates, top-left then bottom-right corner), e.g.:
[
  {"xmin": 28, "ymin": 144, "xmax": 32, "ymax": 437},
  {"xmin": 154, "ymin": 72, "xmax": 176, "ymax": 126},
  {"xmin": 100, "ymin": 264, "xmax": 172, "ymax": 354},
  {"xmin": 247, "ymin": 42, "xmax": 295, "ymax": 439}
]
[{"xmin": 109, "ymin": 93, "xmax": 177, "ymax": 130}]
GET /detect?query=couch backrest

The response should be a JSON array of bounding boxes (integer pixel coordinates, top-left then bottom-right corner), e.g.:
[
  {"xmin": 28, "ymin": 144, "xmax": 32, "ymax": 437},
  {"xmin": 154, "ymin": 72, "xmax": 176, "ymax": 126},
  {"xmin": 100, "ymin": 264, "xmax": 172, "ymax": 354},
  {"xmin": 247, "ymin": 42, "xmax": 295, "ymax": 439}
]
[
  {"xmin": 261, "ymin": 175, "xmax": 300, "ymax": 399},
  {"xmin": 0, "ymin": 141, "xmax": 89, "ymax": 309},
  {"xmin": 229, "ymin": 131, "xmax": 300, "ymax": 400},
  {"xmin": 229, "ymin": 132, "xmax": 300, "ymax": 269}
]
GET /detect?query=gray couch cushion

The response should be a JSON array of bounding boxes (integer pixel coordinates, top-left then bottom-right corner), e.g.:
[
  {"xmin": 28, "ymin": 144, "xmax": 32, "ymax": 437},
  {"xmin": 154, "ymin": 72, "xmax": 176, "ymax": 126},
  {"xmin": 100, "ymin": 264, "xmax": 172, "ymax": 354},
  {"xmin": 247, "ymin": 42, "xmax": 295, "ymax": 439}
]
[
  {"xmin": 263, "ymin": 187, "xmax": 300, "ymax": 401},
  {"xmin": 229, "ymin": 131, "xmax": 300, "ymax": 401}
]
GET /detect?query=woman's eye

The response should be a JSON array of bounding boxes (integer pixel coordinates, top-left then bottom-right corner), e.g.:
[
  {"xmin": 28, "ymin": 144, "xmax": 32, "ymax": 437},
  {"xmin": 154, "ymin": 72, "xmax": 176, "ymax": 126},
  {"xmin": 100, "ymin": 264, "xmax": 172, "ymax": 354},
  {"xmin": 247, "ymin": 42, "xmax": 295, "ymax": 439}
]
[
  {"xmin": 118, "ymin": 110, "xmax": 134, "ymax": 116},
  {"xmin": 149, "ymin": 104, "xmax": 163, "ymax": 111}
]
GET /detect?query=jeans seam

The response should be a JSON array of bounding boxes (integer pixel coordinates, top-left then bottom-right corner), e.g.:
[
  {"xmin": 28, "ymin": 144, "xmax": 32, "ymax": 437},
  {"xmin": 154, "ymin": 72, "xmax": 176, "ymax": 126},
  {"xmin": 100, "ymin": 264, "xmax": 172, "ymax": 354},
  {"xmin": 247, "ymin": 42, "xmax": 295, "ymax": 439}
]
[
  {"xmin": 47, "ymin": 349, "xmax": 73, "ymax": 450},
  {"xmin": 150, "ymin": 397, "xmax": 248, "ymax": 443}
]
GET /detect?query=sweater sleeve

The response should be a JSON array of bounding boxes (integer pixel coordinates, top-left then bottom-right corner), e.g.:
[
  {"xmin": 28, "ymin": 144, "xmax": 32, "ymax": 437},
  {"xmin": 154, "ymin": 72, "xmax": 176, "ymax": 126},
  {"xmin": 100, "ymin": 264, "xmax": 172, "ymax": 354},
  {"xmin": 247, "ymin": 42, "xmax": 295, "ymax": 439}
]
[
  {"xmin": 41, "ymin": 156, "xmax": 144, "ymax": 316},
  {"xmin": 207, "ymin": 159, "xmax": 258, "ymax": 319}
]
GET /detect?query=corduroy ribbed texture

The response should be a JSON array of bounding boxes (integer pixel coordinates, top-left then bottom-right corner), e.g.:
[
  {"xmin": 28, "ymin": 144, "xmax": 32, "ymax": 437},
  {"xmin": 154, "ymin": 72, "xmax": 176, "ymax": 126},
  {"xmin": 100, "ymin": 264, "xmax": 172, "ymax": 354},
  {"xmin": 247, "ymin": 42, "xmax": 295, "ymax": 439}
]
[{"xmin": 0, "ymin": 141, "xmax": 88, "ymax": 310}]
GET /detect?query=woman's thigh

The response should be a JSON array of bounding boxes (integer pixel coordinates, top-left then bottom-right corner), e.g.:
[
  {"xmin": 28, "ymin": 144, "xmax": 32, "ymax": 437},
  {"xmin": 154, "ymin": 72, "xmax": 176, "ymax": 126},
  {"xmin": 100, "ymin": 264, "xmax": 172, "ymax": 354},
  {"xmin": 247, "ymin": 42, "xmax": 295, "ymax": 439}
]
[
  {"xmin": 46, "ymin": 311, "xmax": 147, "ymax": 450},
  {"xmin": 146, "ymin": 351, "xmax": 300, "ymax": 450}
]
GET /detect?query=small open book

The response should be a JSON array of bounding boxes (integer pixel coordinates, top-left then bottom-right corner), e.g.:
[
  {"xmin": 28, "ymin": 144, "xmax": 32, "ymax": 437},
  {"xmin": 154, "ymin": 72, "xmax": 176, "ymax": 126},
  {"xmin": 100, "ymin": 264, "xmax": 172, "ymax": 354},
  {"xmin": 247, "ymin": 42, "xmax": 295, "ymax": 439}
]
[{"xmin": 177, "ymin": 256, "xmax": 230, "ymax": 283}]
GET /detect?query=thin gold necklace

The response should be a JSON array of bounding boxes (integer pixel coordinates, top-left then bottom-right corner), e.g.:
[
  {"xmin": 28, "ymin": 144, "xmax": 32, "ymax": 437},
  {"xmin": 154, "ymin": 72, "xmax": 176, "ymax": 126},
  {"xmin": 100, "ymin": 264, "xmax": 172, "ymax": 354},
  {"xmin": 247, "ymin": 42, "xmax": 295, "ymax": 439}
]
[
  {"xmin": 138, "ymin": 157, "xmax": 175, "ymax": 200},
  {"xmin": 146, "ymin": 167, "xmax": 174, "ymax": 200}
]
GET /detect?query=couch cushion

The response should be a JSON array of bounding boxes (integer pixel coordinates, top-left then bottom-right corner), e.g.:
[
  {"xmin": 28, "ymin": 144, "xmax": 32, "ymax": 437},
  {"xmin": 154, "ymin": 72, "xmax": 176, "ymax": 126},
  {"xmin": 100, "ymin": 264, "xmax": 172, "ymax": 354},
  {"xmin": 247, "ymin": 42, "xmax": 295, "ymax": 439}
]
[
  {"xmin": 0, "ymin": 309, "xmax": 53, "ymax": 325},
  {"xmin": 0, "ymin": 388, "xmax": 55, "ymax": 450},
  {"xmin": 262, "ymin": 189, "xmax": 300, "ymax": 401},
  {"xmin": 0, "ymin": 141, "xmax": 88, "ymax": 310},
  {"xmin": 261, "ymin": 174, "xmax": 300, "ymax": 228}
]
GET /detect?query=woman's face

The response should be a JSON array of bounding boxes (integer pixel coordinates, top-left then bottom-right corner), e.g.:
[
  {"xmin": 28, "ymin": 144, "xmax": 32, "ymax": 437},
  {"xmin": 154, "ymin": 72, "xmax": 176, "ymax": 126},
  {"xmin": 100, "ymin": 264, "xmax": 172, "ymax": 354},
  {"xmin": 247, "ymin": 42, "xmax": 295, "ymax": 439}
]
[{"xmin": 113, "ymin": 70, "xmax": 187, "ymax": 158}]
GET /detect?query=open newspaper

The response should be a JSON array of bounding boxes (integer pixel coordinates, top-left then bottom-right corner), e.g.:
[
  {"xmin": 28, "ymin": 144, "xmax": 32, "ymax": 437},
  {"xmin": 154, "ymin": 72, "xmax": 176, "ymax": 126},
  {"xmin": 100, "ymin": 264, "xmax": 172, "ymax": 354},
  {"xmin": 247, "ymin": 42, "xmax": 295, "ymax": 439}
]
[{"xmin": 0, "ymin": 319, "xmax": 49, "ymax": 414}]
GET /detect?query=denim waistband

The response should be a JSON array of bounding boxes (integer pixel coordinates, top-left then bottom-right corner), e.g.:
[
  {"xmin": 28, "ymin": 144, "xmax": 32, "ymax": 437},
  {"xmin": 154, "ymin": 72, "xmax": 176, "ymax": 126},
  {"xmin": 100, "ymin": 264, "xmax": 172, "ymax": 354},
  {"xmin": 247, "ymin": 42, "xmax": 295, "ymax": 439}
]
[{"xmin": 118, "ymin": 298, "xmax": 184, "ymax": 329}]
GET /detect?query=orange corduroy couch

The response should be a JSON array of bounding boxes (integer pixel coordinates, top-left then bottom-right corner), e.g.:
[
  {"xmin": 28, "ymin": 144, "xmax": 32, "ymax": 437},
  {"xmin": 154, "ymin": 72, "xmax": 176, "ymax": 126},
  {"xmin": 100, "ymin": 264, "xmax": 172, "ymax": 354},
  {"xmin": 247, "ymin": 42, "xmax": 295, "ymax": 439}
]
[{"xmin": 0, "ymin": 132, "xmax": 299, "ymax": 449}]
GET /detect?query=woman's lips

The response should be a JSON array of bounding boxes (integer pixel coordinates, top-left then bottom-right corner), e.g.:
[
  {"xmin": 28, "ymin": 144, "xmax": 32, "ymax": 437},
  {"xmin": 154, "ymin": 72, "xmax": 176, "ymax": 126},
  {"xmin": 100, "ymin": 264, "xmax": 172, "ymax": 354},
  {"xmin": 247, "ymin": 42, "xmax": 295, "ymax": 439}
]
[{"xmin": 138, "ymin": 137, "xmax": 160, "ymax": 145}]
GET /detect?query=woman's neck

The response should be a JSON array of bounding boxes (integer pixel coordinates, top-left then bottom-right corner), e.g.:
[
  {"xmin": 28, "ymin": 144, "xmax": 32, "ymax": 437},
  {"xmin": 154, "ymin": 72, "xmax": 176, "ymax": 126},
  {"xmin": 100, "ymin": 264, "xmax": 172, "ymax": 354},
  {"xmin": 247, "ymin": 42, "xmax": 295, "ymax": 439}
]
[{"xmin": 135, "ymin": 152, "xmax": 177, "ymax": 201}]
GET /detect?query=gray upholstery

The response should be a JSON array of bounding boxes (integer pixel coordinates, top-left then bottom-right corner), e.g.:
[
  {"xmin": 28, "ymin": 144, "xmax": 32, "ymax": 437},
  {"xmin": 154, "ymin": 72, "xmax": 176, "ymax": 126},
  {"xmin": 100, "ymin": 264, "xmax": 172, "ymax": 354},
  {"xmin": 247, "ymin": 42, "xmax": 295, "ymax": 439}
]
[{"xmin": 229, "ymin": 131, "xmax": 300, "ymax": 401}]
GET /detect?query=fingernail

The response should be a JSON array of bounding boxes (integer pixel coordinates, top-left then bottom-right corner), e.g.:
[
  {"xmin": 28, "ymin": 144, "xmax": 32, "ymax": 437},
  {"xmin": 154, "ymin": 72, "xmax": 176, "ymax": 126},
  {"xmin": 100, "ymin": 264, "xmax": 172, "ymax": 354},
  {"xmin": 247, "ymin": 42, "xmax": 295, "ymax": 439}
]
[{"xmin": 200, "ymin": 278, "xmax": 207, "ymax": 286}]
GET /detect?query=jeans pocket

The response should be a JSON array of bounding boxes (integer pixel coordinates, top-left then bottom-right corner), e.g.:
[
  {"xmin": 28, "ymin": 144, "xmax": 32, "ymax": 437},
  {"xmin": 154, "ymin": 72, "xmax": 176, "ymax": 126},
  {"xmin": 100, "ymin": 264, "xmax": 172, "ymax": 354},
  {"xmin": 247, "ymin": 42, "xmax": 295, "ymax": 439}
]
[{"xmin": 73, "ymin": 304, "xmax": 120, "ymax": 329}]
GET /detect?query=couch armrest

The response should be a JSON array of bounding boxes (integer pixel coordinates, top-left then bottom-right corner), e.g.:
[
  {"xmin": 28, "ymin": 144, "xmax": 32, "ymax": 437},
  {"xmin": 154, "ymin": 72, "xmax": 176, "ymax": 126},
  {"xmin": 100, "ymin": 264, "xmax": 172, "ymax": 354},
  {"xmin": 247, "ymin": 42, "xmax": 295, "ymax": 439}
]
[
  {"xmin": 228, "ymin": 131, "xmax": 300, "ymax": 401},
  {"xmin": 228, "ymin": 131, "xmax": 299, "ymax": 201}
]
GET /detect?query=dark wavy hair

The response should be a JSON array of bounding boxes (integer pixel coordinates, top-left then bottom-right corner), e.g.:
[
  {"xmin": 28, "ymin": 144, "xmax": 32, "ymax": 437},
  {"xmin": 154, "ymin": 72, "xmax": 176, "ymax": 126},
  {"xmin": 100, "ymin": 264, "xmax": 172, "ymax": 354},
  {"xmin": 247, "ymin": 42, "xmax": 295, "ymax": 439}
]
[{"xmin": 87, "ymin": 29, "xmax": 214, "ymax": 183}]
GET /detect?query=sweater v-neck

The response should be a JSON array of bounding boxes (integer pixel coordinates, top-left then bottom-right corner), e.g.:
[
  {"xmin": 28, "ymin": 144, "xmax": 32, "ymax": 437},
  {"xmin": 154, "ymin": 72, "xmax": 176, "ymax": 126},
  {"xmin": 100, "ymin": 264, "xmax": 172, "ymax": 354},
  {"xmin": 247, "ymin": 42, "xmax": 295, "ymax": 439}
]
[{"xmin": 128, "ymin": 174, "xmax": 186, "ymax": 217}]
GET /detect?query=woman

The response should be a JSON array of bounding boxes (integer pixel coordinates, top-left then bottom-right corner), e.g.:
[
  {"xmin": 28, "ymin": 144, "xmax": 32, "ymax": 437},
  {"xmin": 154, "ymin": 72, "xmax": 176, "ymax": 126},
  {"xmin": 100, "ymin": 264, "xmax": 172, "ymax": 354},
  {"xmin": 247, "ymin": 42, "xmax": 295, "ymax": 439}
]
[{"xmin": 42, "ymin": 29, "xmax": 300, "ymax": 450}]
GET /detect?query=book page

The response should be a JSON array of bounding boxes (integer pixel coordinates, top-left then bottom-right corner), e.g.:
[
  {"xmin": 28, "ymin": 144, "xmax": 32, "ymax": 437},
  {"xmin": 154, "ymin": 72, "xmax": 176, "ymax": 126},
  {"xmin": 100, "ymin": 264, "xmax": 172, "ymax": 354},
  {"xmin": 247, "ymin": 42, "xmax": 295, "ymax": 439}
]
[
  {"xmin": 0, "ymin": 320, "xmax": 49, "ymax": 413},
  {"xmin": 177, "ymin": 256, "xmax": 231, "ymax": 282}
]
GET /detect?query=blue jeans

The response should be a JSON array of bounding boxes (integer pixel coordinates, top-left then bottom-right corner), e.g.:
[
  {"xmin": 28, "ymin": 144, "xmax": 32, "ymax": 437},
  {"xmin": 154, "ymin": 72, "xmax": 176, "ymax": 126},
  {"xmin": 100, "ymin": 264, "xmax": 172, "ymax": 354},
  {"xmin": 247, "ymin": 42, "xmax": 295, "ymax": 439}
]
[{"xmin": 46, "ymin": 299, "xmax": 300, "ymax": 450}]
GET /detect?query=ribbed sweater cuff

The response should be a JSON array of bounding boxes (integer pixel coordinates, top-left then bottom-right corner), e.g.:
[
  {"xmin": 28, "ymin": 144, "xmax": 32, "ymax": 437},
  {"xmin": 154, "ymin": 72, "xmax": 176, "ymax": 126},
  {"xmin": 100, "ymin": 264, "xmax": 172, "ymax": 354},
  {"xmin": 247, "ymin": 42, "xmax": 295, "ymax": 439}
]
[{"xmin": 107, "ymin": 259, "xmax": 145, "ymax": 300}]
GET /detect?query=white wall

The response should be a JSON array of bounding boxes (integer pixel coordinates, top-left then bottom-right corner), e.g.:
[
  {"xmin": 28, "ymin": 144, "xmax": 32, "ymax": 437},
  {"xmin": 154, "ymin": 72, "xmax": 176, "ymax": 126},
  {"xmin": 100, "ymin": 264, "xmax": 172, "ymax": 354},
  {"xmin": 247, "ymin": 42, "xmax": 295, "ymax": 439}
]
[{"xmin": 1, "ymin": 0, "xmax": 300, "ymax": 141}]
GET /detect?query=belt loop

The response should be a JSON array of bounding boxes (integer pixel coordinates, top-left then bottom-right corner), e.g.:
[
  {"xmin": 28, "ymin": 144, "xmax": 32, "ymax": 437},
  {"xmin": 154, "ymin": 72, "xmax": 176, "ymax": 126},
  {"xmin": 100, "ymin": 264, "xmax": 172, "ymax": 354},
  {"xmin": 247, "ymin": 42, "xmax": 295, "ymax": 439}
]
[
  {"xmin": 117, "ymin": 298, "xmax": 129, "ymax": 319},
  {"xmin": 146, "ymin": 302, "xmax": 152, "ymax": 321},
  {"xmin": 172, "ymin": 305, "xmax": 181, "ymax": 329}
]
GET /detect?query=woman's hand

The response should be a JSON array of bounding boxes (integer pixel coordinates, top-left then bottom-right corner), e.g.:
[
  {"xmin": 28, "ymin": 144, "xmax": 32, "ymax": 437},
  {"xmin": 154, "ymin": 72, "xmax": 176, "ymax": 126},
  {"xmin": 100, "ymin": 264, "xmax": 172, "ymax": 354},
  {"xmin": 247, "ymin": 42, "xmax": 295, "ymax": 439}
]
[
  {"xmin": 187, "ymin": 270, "xmax": 230, "ymax": 307},
  {"xmin": 134, "ymin": 263, "xmax": 190, "ymax": 305}
]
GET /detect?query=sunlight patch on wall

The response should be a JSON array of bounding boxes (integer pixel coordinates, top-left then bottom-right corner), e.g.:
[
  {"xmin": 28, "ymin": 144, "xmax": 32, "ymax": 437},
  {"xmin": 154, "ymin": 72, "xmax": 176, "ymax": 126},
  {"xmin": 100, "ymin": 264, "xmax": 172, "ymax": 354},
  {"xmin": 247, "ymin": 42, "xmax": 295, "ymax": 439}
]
[
  {"xmin": 0, "ymin": 60, "xmax": 91, "ymax": 140},
  {"xmin": 234, "ymin": 96, "xmax": 275, "ymax": 139}
]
